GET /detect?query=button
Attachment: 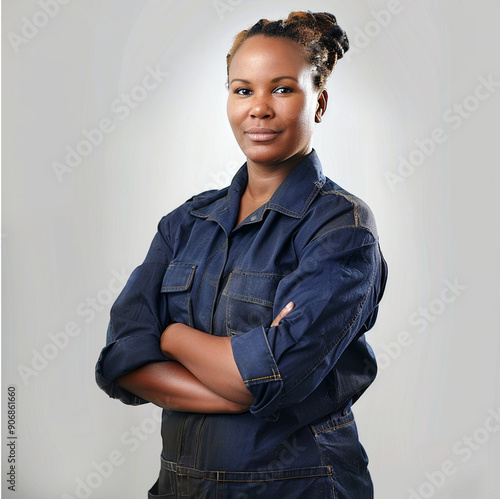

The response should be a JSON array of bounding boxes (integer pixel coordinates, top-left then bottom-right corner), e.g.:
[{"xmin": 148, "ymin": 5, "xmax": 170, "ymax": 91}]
[{"xmin": 250, "ymin": 215, "xmax": 257, "ymax": 222}]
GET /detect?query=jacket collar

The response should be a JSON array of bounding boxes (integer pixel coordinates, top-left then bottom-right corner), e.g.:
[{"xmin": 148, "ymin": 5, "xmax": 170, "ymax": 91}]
[
  {"xmin": 190, "ymin": 150, "xmax": 326, "ymax": 229},
  {"xmin": 266, "ymin": 149, "xmax": 326, "ymax": 218}
]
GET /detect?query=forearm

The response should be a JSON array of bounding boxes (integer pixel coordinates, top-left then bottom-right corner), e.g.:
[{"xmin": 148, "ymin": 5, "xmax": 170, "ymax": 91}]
[
  {"xmin": 116, "ymin": 361, "xmax": 249, "ymax": 413},
  {"xmin": 161, "ymin": 324, "xmax": 254, "ymax": 405}
]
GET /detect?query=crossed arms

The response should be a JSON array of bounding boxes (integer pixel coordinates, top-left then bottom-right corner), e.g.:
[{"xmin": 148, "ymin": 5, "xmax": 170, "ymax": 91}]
[{"xmin": 117, "ymin": 302, "xmax": 294, "ymax": 414}]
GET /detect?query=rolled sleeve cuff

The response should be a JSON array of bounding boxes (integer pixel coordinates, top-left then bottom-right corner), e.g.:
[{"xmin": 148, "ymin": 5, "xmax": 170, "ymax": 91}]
[
  {"xmin": 231, "ymin": 326, "xmax": 283, "ymax": 421},
  {"xmin": 95, "ymin": 334, "xmax": 168, "ymax": 405}
]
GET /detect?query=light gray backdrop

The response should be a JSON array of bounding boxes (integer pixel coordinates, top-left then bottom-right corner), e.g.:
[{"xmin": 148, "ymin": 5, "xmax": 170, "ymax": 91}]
[{"xmin": 3, "ymin": 0, "xmax": 500, "ymax": 498}]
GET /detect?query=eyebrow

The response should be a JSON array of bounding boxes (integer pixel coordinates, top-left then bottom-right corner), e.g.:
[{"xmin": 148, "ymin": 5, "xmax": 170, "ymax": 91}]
[{"xmin": 229, "ymin": 76, "xmax": 299, "ymax": 85}]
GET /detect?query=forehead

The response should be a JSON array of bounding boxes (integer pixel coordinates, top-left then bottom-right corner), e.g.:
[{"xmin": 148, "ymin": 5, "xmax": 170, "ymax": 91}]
[{"xmin": 229, "ymin": 35, "xmax": 310, "ymax": 78}]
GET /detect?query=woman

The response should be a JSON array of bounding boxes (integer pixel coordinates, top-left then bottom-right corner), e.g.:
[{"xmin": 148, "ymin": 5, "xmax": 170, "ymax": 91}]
[{"xmin": 96, "ymin": 11, "xmax": 387, "ymax": 498}]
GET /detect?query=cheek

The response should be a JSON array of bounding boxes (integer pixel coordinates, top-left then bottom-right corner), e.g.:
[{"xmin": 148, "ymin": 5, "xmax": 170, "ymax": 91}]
[
  {"xmin": 287, "ymin": 100, "xmax": 316, "ymax": 135},
  {"xmin": 227, "ymin": 101, "xmax": 244, "ymax": 131}
]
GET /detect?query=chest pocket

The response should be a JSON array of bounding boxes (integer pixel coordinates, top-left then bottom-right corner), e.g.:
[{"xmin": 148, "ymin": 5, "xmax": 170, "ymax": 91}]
[
  {"xmin": 222, "ymin": 270, "xmax": 284, "ymax": 335},
  {"xmin": 161, "ymin": 262, "xmax": 197, "ymax": 328}
]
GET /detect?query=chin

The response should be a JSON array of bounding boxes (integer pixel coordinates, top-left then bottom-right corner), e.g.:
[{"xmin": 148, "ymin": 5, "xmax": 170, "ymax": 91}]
[
  {"xmin": 246, "ymin": 153, "xmax": 285, "ymax": 166},
  {"xmin": 241, "ymin": 144, "xmax": 287, "ymax": 165}
]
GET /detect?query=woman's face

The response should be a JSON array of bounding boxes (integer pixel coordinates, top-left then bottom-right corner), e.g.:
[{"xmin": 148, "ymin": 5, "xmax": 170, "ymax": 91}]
[{"xmin": 227, "ymin": 35, "xmax": 325, "ymax": 169}]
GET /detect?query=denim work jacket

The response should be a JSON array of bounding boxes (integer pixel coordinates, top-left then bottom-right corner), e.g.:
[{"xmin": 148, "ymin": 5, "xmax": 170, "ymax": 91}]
[{"xmin": 96, "ymin": 150, "xmax": 387, "ymax": 498}]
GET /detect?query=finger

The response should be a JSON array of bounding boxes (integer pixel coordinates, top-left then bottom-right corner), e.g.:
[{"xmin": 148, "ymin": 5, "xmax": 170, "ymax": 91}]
[{"xmin": 270, "ymin": 301, "xmax": 294, "ymax": 327}]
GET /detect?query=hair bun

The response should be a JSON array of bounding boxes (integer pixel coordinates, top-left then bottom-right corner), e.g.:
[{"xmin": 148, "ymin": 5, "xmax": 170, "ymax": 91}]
[
  {"xmin": 309, "ymin": 12, "xmax": 349, "ymax": 61},
  {"xmin": 227, "ymin": 10, "xmax": 349, "ymax": 88}
]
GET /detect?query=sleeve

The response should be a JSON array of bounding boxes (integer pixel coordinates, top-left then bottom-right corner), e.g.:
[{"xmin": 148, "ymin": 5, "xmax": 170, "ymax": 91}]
[
  {"xmin": 231, "ymin": 226, "xmax": 387, "ymax": 421},
  {"xmin": 95, "ymin": 218, "xmax": 174, "ymax": 405}
]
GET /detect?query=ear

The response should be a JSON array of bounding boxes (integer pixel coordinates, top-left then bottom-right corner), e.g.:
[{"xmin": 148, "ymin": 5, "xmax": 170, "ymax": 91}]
[{"xmin": 315, "ymin": 89, "xmax": 328, "ymax": 123}]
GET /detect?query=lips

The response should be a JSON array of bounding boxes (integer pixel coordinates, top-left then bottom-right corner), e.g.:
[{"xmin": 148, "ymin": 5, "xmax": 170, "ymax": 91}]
[{"xmin": 245, "ymin": 127, "xmax": 280, "ymax": 142}]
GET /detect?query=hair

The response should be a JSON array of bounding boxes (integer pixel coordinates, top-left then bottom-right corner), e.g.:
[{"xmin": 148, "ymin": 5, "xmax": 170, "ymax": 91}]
[{"xmin": 226, "ymin": 11, "xmax": 349, "ymax": 89}]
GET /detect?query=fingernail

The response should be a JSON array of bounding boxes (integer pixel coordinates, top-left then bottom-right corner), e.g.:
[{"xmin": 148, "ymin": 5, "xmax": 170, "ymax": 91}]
[{"xmin": 286, "ymin": 301, "xmax": 294, "ymax": 310}]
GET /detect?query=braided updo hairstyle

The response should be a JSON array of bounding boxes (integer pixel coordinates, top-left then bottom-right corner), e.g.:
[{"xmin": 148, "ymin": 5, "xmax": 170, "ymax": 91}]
[{"xmin": 226, "ymin": 11, "xmax": 349, "ymax": 90}]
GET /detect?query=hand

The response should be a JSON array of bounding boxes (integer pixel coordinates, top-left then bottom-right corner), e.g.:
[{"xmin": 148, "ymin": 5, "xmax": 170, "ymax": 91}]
[{"xmin": 271, "ymin": 301, "xmax": 294, "ymax": 327}]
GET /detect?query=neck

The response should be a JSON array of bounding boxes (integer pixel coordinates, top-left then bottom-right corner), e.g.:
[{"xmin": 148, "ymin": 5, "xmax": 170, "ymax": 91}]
[{"xmin": 245, "ymin": 150, "xmax": 310, "ymax": 202}]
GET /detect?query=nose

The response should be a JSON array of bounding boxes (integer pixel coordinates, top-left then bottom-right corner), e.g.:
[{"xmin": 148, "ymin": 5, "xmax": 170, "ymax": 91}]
[{"xmin": 250, "ymin": 93, "xmax": 273, "ymax": 119}]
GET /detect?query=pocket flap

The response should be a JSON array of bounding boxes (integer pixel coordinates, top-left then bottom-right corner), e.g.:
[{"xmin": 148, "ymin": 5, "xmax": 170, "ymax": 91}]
[
  {"xmin": 224, "ymin": 270, "xmax": 283, "ymax": 307},
  {"xmin": 161, "ymin": 262, "xmax": 197, "ymax": 292}
]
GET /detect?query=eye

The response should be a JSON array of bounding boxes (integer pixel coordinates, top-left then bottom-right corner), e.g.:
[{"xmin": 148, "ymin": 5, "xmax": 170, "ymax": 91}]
[
  {"xmin": 273, "ymin": 86, "xmax": 293, "ymax": 94},
  {"xmin": 234, "ymin": 87, "xmax": 252, "ymax": 96}
]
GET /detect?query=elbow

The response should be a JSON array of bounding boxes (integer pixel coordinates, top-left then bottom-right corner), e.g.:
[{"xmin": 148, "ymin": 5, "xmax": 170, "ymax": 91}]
[
  {"xmin": 235, "ymin": 390, "xmax": 254, "ymax": 406},
  {"xmin": 224, "ymin": 381, "xmax": 254, "ymax": 406}
]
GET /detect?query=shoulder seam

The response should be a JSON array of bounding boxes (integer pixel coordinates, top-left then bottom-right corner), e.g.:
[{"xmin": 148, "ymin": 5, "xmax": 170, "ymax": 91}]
[{"xmin": 309, "ymin": 224, "xmax": 376, "ymax": 245}]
